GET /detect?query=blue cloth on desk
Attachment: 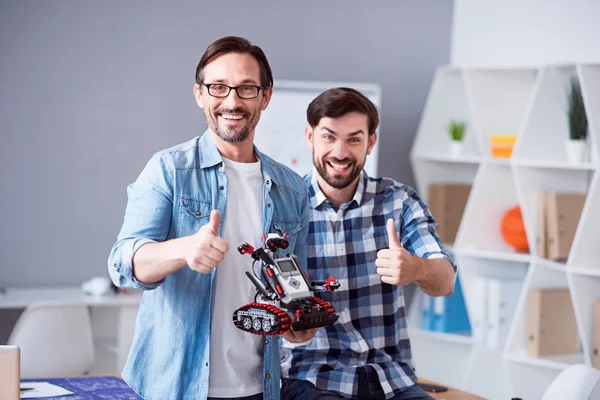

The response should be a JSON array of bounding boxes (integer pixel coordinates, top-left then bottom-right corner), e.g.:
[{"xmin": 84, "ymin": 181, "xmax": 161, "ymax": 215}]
[{"xmin": 21, "ymin": 376, "xmax": 139, "ymax": 399}]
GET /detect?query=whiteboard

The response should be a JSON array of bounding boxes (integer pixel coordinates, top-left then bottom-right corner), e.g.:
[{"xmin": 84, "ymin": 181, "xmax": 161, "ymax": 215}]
[{"xmin": 254, "ymin": 79, "xmax": 382, "ymax": 178}]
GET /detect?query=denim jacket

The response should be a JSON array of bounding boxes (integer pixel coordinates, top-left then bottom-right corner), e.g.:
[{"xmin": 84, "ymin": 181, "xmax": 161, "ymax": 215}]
[{"xmin": 108, "ymin": 131, "xmax": 309, "ymax": 400}]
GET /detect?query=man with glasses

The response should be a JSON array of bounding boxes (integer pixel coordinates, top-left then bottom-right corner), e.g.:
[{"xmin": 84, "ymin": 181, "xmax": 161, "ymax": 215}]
[
  {"xmin": 280, "ymin": 88, "xmax": 457, "ymax": 400},
  {"xmin": 108, "ymin": 36, "xmax": 315, "ymax": 400}
]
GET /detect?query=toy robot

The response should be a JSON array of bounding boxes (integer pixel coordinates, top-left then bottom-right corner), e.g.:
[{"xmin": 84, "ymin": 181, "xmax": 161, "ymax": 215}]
[{"xmin": 233, "ymin": 232, "xmax": 341, "ymax": 336}]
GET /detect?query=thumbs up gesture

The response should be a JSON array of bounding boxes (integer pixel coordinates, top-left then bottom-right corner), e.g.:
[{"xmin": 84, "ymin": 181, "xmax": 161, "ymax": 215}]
[
  {"xmin": 186, "ymin": 210, "xmax": 229, "ymax": 274},
  {"xmin": 375, "ymin": 218, "xmax": 420, "ymax": 286}
]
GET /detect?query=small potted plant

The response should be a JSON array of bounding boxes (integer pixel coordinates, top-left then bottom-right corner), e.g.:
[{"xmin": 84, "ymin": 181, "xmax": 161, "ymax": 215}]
[
  {"xmin": 566, "ymin": 77, "xmax": 588, "ymax": 163},
  {"xmin": 448, "ymin": 120, "xmax": 466, "ymax": 157}
]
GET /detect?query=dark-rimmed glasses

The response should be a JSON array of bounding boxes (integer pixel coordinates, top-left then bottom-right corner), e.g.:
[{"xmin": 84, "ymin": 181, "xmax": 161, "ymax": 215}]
[{"xmin": 200, "ymin": 83, "xmax": 262, "ymax": 99}]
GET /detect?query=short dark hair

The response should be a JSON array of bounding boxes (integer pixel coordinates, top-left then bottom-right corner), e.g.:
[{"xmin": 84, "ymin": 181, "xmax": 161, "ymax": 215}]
[
  {"xmin": 195, "ymin": 36, "xmax": 273, "ymax": 88},
  {"xmin": 307, "ymin": 88, "xmax": 379, "ymax": 135}
]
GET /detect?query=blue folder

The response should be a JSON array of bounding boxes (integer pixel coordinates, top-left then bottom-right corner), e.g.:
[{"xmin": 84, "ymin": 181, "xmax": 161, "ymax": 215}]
[
  {"xmin": 21, "ymin": 376, "xmax": 139, "ymax": 399},
  {"xmin": 431, "ymin": 274, "xmax": 471, "ymax": 334}
]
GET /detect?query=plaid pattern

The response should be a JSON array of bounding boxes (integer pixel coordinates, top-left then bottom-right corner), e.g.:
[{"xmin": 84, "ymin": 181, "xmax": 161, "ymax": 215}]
[{"xmin": 280, "ymin": 170, "xmax": 456, "ymax": 399}]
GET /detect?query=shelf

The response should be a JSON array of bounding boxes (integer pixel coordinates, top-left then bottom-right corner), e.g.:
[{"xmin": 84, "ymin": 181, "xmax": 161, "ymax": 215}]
[
  {"xmin": 410, "ymin": 153, "xmax": 481, "ymax": 164},
  {"xmin": 484, "ymin": 157, "xmax": 512, "ymax": 166},
  {"xmin": 569, "ymin": 267, "xmax": 600, "ymax": 277},
  {"xmin": 514, "ymin": 159, "xmax": 597, "ymax": 170},
  {"xmin": 408, "ymin": 328, "xmax": 473, "ymax": 345},
  {"xmin": 457, "ymin": 248, "xmax": 531, "ymax": 263},
  {"xmin": 453, "ymin": 256, "xmax": 528, "ymax": 289},
  {"xmin": 412, "ymin": 154, "xmax": 597, "ymax": 170},
  {"xmin": 535, "ymin": 258, "xmax": 567, "ymax": 273},
  {"xmin": 504, "ymin": 352, "xmax": 584, "ymax": 371},
  {"xmin": 411, "ymin": 158, "xmax": 479, "ymax": 203},
  {"xmin": 410, "ymin": 63, "xmax": 600, "ymax": 399}
]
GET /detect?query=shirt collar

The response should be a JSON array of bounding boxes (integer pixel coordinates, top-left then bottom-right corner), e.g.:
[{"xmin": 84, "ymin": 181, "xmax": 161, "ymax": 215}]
[
  {"xmin": 353, "ymin": 169, "xmax": 367, "ymax": 206},
  {"xmin": 198, "ymin": 130, "xmax": 223, "ymax": 169}
]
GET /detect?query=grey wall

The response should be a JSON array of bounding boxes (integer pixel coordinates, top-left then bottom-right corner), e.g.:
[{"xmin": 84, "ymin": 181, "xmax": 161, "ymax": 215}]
[{"xmin": 0, "ymin": 0, "xmax": 453, "ymax": 287}]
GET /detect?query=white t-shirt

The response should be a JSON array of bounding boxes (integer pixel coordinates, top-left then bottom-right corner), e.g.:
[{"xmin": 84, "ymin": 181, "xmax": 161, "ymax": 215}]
[{"xmin": 209, "ymin": 157, "xmax": 265, "ymax": 397}]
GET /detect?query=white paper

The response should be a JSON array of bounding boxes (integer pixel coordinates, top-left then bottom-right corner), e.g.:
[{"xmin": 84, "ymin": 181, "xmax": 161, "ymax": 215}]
[{"xmin": 20, "ymin": 381, "xmax": 73, "ymax": 398}]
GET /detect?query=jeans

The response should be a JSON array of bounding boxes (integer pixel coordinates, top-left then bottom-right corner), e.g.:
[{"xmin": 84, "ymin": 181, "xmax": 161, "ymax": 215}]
[{"xmin": 281, "ymin": 366, "xmax": 434, "ymax": 400}]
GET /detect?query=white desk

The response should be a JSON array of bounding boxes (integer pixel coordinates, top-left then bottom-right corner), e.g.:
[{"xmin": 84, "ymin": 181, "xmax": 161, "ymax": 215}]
[
  {"xmin": 0, "ymin": 286, "xmax": 142, "ymax": 308},
  {"xmin": 0, "ymin": 286, "xmax": 142, "ymax": 373}
]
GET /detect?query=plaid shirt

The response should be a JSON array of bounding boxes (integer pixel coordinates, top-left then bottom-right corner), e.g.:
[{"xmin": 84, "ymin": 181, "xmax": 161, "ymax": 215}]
[{"xmin": 280, "ymin": 170, "xmax": 456, "ymax": 398}]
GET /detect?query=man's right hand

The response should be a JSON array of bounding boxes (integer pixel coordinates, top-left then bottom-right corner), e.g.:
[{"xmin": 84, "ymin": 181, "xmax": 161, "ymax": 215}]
[{"xmin": 185, "ymin": 210, "xmax": 229, "ymax": 274}]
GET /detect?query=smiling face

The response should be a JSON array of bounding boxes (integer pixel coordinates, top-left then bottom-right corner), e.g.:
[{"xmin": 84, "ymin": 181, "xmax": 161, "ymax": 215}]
[
  {"xmin": 193, "ymin": 52, "xmax": 272, "ymax": 144},
  {"xmin": 306, "ymin": 112, "xmax": 377, "ymax": 190}
]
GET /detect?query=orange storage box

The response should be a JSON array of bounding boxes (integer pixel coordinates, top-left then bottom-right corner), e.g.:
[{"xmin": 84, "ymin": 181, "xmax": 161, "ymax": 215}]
[{"xmin": 490, "ymin": 134, "xmax": 517, "ymax": 158}]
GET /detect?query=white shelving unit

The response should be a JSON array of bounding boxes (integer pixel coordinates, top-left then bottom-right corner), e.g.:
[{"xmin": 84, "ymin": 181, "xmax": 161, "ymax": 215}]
[{"xmin": 408, "ymin": 63, "xmax": 600, "ymax": 400}]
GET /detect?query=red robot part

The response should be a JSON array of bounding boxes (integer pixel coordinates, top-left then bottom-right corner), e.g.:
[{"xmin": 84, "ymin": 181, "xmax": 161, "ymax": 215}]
[
  {"xmin": 233, "ymin": 302, "xmax": 291, "ymax": 336},
  {"xmin": 289, "ymin": 297, "xmax": 338, "ymax": 331},
  {"xmin": 237, "ymin": 242, "xmax": 255, "ymax": 254},
  {"xmin": 324, "ymin": 276, "xmax": 340, "ymax": 291},
  {"xmin": 232, "ymin": 297, "xmax": 339, "ymax": 336}
]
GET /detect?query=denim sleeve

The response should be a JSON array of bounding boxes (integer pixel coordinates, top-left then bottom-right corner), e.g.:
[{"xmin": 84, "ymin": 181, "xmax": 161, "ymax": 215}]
[
  {"xmin": 108, "ymin": 153, "xmax": 174, "ymax": 290},
  {"xmin": 401, "ymin": 187, "xmax": 457, "ymax": 272}
]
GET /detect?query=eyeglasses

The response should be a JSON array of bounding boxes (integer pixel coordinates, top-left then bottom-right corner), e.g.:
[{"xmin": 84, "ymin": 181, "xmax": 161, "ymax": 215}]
[{"xmin": 200, "ymin": 83, "xmax": 262, "ymax": 99}]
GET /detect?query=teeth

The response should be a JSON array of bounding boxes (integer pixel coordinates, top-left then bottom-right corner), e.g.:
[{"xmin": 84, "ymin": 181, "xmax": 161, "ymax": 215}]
[
  {"xmin": 329, "ymin": 162, "xmax": 350, "ymax": 171},
  {"xmin": 221, "ymin": 114, "xmax": 243, "ymax": 120}
]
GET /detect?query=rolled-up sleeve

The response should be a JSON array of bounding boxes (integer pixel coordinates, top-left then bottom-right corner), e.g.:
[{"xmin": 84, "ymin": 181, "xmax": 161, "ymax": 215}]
[
  {"xmin": 400, "ymin": 187, "xmax": 458, "ymax": 272},
  {"xmin": 108, "ymin": 153, "xmax": 174, "ymax": 290}
]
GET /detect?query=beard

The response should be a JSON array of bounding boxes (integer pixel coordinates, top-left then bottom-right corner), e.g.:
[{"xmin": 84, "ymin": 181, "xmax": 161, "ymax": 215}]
[
  {"xmin": 313, "ymin": 151, "xmax": 364, "ymax": 189},
  {"xmin": 206, "ymin": 106, "xmax": 259, "ymax": 143}
]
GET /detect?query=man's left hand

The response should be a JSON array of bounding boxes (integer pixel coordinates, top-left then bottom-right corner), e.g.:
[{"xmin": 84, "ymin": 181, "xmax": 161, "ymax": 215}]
[
  {"xmin": 375, "ymin": 218, "xmax": 424, "ymax": 286},
  {"xmin": 282, "ymin": 327, "xmax": 318, "ymax": 344}
]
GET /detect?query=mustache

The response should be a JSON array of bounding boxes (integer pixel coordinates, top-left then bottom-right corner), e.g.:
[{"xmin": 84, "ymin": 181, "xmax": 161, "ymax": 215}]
[
  {"xmin": 216, "ymin": 107, "xmax": 249, "ymax": 116},
  {"xmin": 326, "ymin": 157, "xmax": 355, "ymax": 164}
]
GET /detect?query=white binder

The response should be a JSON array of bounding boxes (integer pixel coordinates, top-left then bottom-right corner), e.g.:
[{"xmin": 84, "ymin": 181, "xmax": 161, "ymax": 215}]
[
  {"xmin": 468, "ymin": 276, "xmax": 488, "ymax": 344},
  {"xmin": 485, "ymin": 278, "xmax": 523, "ymax": 350}
]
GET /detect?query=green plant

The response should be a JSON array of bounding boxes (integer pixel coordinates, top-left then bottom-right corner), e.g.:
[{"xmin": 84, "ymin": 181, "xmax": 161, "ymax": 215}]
[
  {"xmin": 567, "ymin": 77, "xmax": 588, "ymax": 141},
  {"xmin": 448, "ymin": 120, "xmax": 466, "ymax": 142}
]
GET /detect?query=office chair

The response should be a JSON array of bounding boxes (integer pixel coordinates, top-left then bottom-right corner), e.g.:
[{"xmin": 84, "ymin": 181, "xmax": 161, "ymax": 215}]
[
  {"xmin": 8, "ymin": 300, "xmax": 95, "ymax": 378},
  {"xmin": 541, "ymin": 364, "xmax": 600, "ymax": 400}
]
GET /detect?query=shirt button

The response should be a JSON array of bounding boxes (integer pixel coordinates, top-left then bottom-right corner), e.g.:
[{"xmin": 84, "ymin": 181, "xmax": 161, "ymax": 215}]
[
  {"xmin": 264, "ymin": 340, "xmax": 269, "ymax": 345},
  {"xmin": 113, "ymin": 263, "xmax": 117, "ymax": 269},
  {"xmin": 205, "ymin": 362, "xmax": 208, "ymax": 367},
  {"xmin": 265, "ymin": 374, "xmax": 270, "ymax": 379},
  {"xmin": 266, "ymin": 180, "xmax": 270, "ymax": 185},
  {"xmin": 195, "ymin": 211, "xmax": 201, "ymax": 216},
  {"xmin": 219, "ymin": 186, "xmax": 224, "ymax": 190},
  {"xmin": 267, "ymin": 203, "xmax": 271, "ymax": 208}
]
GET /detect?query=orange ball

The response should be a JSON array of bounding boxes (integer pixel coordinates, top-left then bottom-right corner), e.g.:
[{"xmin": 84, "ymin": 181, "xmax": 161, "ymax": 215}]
[{"xmin": 501, "ymin": 206, "xmax": 529, "ymax": 252}]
